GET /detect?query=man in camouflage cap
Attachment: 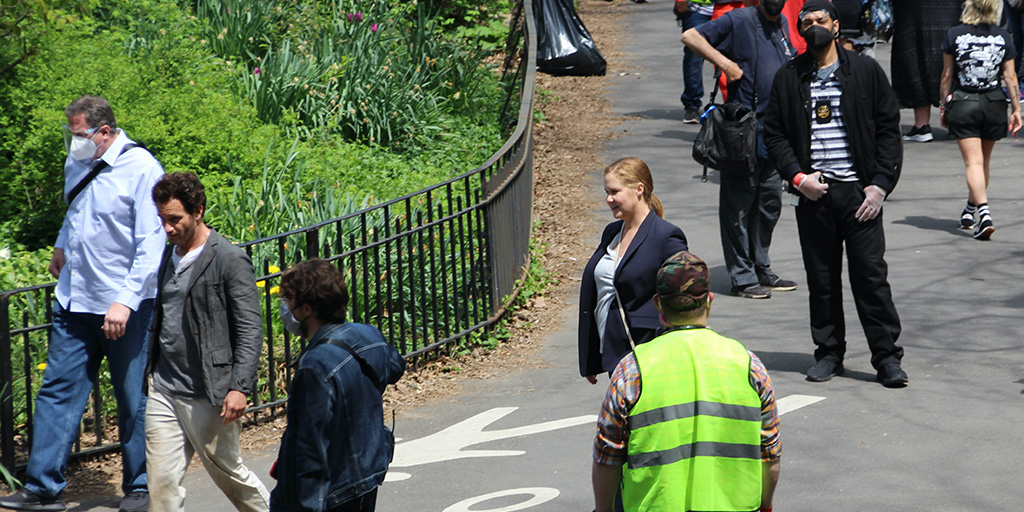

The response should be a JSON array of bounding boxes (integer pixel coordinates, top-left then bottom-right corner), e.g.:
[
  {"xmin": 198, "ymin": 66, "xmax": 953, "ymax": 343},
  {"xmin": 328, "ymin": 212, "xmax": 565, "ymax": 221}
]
[{"xmin": 592, "ymin": 251, "xmax": 781, "ymax": 512}]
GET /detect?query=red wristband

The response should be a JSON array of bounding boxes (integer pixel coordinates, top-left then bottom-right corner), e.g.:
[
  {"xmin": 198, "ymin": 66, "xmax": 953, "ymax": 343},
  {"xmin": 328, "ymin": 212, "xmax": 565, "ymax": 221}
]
[{"xmin": 793, "ymin": 173, "xmax": 805, "ymax": 188}]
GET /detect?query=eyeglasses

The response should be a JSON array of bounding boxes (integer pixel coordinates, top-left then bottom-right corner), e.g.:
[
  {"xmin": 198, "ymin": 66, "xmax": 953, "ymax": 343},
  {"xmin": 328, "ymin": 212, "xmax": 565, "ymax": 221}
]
[{"xmin": 61, "ymin": 124, "xmax": 99, "ymax": 153}]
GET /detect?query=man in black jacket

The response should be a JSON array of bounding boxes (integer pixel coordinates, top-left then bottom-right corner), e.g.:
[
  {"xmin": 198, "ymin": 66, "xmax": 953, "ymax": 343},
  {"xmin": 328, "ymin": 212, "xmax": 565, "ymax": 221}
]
[{"xmin": 764, "ymin": 0, "xmax": 908, "ymax": 388}]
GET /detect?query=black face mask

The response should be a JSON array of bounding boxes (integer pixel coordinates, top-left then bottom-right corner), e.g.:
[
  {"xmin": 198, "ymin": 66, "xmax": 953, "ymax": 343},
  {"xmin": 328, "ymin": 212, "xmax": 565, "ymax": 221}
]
[
  {"xmin": 762, "ymin": 0, "xmax": 785, "ymax": 16},
  {"xmin": 802, "ymin": 24, "xmax": 835, "ymax": 51}
]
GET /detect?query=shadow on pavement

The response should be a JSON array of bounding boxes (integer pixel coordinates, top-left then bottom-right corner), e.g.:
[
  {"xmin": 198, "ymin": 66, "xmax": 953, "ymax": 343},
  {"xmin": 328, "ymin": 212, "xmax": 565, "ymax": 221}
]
[{"xmin": 892, "ymin": 215, "xmax": 962, "ymax": 235}]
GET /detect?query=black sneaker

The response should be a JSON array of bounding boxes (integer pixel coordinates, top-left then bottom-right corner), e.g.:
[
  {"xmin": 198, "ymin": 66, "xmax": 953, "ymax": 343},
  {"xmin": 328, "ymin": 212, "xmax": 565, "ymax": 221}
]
[
  {"xmin": 0, "ymin": 490, "xmax": 66, "ymax": 512},
  {"xmin": 683, "ymin": 108, "xmax": 700, "ymax": 124},
  {"xmin": 959, "ymin": 211, "xmax": 975, "ymax": 230},
  {"xmin": 118, "ymin": 491, "xmax": 149, "ymax": 512},
  {"xmin": 973, "ymin": 217, "xmax": 994, "ymax": 240},
  {"xmin": 806, "ymin": 359, "xmax": 844, "ymax": 382},
  {"xmin": 732, "ymin": 284, "xmax": 771, "ymax": 299},
  {"xmin": 759, "ymin": 274, "xmax": 797, "ymax": 291},
  {"xmin": 877, "ymin": 362, "xmax": 908, "ymax": 388},
  {"xmin": 903, "ymin": 124, "xmax": 933, "ymax": 142}
]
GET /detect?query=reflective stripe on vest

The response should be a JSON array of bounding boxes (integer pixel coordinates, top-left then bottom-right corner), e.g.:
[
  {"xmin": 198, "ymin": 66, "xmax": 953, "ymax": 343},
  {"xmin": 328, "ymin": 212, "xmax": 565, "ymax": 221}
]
[{"xmin": 622, "ymin": 328, "xmax": 762, "ymax": 512}]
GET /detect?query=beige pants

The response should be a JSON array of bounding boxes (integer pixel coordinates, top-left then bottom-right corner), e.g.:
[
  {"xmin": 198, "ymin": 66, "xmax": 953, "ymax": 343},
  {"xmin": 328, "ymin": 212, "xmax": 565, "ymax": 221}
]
[{"xmin": 145, "ymin": 387, "xmax": 270, "ymax": 512}]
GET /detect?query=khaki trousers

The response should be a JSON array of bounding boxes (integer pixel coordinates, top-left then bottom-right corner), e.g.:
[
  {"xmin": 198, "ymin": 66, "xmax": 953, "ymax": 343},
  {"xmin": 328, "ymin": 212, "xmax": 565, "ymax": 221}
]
[{"xmin": 145, "ymin": 387, "xmax": 270, "ymax": 512}]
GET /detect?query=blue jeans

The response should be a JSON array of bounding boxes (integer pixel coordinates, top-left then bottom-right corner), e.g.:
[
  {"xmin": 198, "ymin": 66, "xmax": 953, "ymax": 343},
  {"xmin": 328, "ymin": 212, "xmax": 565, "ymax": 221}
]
[
  {"xmin": 24, "ymin": 300, "xmax": 152, "ymax": 497},
  {"xmin": 680, "ymin": 11, "xmax": 712, "ymax": 110}
]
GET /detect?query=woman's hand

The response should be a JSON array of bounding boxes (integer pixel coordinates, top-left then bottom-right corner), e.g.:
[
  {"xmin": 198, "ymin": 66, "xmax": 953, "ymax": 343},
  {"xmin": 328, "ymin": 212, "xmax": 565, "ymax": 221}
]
[
  {"xmin": 585, "ymin": 375, "xmax": 599, "ymax": 385},
  {"xmin": 1009, "ymin": 111, "xmax": 1022, "ymax": 138}
]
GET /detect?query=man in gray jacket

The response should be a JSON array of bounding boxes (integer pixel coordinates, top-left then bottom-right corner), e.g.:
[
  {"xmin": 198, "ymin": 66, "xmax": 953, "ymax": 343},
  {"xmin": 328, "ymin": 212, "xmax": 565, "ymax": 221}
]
[{"xmin": 145, "ymin": 172, "xmax": 270, "ymax": 512}]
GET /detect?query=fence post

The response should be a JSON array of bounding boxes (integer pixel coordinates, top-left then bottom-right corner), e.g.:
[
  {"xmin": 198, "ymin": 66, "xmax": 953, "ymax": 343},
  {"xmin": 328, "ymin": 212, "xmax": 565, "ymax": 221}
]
[
  {"xmin": 0, "ymin": 296, "xmax": 15, "ymax": 471},
  {"xmin": 305, "ymin": 229, "xmax": 320, "ymax": 260}
]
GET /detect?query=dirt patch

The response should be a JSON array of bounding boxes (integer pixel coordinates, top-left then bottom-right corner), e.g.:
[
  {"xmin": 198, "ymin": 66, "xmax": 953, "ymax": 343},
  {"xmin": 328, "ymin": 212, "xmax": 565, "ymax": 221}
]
[{"xmin": 54, "ymin": 0, "xmax": 627, "ymax": 501}]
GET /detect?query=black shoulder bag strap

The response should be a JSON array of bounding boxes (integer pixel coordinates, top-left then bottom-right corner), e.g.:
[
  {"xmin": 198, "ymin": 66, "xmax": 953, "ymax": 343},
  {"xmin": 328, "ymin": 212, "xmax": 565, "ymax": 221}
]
[
  {"xmin": 65, "ymin": 142, "xmax": 146, "ymax": 205},
  {"xmin": 326, "ymin": 337, "xmax": 386, "ymax": 394}
]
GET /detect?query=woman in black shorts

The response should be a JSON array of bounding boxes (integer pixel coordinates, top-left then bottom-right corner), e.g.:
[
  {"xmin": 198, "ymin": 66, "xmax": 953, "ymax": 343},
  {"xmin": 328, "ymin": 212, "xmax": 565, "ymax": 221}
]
[{"xmin": 940, "ymin": 0, "xmax": 1022, "ymax": 240}]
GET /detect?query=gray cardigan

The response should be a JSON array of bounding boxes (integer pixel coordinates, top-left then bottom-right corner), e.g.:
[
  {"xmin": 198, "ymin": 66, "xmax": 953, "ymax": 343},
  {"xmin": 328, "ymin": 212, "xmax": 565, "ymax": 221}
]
[{"xmin": 145, "ymin": 229, "xmax": 263, "ymax": 406}]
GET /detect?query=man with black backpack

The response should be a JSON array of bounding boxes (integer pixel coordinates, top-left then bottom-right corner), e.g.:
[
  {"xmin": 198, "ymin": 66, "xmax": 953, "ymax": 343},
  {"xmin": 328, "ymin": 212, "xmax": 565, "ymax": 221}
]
[
  {"xmin": 681, "ymin": 0, "xmax": 798, "ymax": 299},
  {"xmin": 0, "ymin": 96, "xmax": 165, "ymax": 512}
]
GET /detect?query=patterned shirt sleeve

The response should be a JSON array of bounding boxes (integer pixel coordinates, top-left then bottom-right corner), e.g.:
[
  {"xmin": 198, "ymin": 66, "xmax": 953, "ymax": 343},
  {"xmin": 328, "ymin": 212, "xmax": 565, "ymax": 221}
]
[
  {"xmin": 593, "ymin": 352, "xmax": 640, "ymax": 466},
  {"xmin": 592, "ymin": 347, "xmax": 781, "ymax": 466},
  {"xmin": 749, "ymin": 351, "xmax": 781, "ymax": 462}
]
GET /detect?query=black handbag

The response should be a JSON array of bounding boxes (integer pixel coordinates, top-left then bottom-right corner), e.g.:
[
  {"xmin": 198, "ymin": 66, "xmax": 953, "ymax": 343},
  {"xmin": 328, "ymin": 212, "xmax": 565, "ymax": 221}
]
[
  {"xmin": 691, "ymin": 14, "xmax": 761, "ymax": 182},
  {"xmin": 692, "ymin": 98, "xmax": 758, "ymax": 181}
]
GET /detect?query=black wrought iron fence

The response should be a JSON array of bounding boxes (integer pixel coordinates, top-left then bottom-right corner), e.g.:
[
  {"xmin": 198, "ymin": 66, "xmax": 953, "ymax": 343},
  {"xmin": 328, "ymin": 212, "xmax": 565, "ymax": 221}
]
[{"xmin": 0, "ymin": 0, "xmax": 536, "ymax": 472}]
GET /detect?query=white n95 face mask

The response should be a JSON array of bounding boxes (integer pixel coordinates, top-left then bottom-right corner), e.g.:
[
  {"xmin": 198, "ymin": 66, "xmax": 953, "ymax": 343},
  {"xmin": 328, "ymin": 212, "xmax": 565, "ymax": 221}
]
[{"xmin": 68, "ymin": 135, "xmax": 98, "ymax": 162}]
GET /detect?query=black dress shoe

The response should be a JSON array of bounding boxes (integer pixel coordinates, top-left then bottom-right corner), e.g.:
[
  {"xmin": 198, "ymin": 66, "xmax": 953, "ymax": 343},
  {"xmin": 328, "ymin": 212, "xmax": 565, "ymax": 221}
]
[
  {"xmin": 0, "ymin": 489, "xmax": 66, "ymax": 512},
  {"xmin": 877, "ymin": 363, "xmax": 908, "ymax": 388},
  {"xmin": 806, "ymin": 359, "xmax": 844, "ymax": 382}
]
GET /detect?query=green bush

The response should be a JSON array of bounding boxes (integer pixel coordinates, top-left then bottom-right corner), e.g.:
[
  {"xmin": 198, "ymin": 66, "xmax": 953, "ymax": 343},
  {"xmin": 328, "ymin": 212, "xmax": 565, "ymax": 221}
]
[{"xmin": 0, "ymin": 0, "xmax": 507, "ymax": 248}]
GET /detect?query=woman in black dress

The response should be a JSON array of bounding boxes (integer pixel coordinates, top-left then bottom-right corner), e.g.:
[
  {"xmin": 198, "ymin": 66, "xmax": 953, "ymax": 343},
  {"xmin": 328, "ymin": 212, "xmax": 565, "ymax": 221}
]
[{"xmin": 891, "ymin": 0, "xmax": 964, "ymax": 142}]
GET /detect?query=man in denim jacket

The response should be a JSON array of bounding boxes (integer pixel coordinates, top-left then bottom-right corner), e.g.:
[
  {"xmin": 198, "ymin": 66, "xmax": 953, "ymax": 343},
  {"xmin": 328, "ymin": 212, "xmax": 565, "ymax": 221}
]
[{"xmin": 272, "ymin": 259, "xmax": 405, "ymax": 512}]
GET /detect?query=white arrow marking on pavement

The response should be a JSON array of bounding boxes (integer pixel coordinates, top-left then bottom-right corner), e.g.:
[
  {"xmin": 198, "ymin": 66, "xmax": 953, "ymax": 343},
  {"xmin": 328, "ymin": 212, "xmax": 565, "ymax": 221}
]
[
  {"xmin": 441, "ymin": 487, "xmax": 559, "ymax": 512},
  {"xmin": 386, "ymin": 396, "xmax": 825, "ymax": 483},
  {"xmin": 776, "ymin": 394, "xmax": 825, "ymax": 416},
  {"xmin": 389, "ymin": 407, "xmax": 596, "ymax": 469}
]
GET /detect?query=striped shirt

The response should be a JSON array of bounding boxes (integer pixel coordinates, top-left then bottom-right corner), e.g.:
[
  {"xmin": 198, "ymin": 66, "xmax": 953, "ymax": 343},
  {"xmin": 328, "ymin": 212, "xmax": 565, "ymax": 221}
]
[
  {"xmin": 809, "ymin": 66, "xmax": 856, "ymax": 181},
  {"xmin": 593, "ymin": 337, "xmax": 781, "ymax": 466}
]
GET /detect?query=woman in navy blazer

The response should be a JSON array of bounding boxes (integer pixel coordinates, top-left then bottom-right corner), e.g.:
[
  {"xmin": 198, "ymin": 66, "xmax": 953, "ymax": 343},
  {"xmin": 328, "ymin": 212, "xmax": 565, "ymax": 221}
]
[{"xmin": 578, "ymin": 157, "xmax": 689, "ymax": 380}]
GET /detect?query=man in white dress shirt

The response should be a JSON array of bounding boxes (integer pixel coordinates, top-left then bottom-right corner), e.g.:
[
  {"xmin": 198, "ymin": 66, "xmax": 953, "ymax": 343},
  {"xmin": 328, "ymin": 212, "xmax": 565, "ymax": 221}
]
[{"xmin": 0, "ymin": 96, "xmax": 165, "ymax": 512}]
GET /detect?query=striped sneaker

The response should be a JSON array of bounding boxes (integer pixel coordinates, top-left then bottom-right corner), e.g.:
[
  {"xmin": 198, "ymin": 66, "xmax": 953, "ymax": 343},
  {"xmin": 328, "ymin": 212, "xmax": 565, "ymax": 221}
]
[
  {"xmin": 973, "ymin": 217, "xmax": 994, "ymax": 240},
  {"xmin": 959, "ymin": 211, "xmax": 975, "ymax": 230}
]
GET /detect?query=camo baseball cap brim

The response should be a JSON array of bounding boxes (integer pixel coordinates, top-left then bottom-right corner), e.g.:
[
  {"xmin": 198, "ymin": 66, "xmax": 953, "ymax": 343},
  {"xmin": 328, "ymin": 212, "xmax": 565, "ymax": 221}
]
[{"xmin": 656, "ymin": 251, "xmax": 710, "ymax": 312}]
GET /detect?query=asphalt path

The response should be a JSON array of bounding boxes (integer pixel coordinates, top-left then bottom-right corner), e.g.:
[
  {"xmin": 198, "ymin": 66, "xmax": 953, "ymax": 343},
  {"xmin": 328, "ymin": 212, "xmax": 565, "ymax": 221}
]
[{"xmin": 72, "ymin": 3, "xmax": 1024, "ymax": 511}]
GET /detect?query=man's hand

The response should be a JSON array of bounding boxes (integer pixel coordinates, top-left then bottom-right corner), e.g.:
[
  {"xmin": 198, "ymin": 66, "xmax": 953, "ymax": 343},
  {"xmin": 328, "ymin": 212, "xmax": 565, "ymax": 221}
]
[
  {"xmin": 797, "ymin": 172, "xmax": 828, "ymax": 201},
  {"xmin": 723, "ymin": 61, "xmax": 744, "ymax": 83},
  {"xmin": 673, "ymin": 0, "xmax": 690, "ymax": 20},
  {"xmin": 221, "ymin": 390, "xmax": 248, "ymax": 425},
  {"xmin": 102, "ymin": 303, "xmax": 132, "ymax": 340},
  {"xmin": 585, "ymin": 375, "xmax": 599, "ymax": 385},
  {"xmin": 48, "ymin": 248, "xmax": 65, "ymax": 279},
  {"xmin": 855, "ymin": 185, "xmax": 886, "ymax": 222}
]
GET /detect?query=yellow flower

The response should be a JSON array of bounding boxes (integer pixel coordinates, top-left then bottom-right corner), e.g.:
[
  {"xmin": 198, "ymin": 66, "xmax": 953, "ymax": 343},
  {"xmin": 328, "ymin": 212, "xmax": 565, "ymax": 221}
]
[
  {"xmin": 257, "ymin": 280, "xmax": 266, "ymax": 288},
  {"xmin": 36, "ymin": 363, "xmax": 46, "ymax": 371},
  {"xmin": 270, "ymin": 286, "xmax": 280, "ymax": 295},
  {"xmin": 269, "ymin": 265, "xmax": 281, "ymax": 273}
]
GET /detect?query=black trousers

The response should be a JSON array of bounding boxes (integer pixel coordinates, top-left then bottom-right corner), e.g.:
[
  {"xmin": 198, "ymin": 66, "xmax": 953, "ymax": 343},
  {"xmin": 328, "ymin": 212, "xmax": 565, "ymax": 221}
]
[
  {"xmin": 328, "ymin": 487, "xmax": 378, "ymax": 512},
  {"xmin": 795, "ymin": 180, "xmax": 903, "ymax": 369}
]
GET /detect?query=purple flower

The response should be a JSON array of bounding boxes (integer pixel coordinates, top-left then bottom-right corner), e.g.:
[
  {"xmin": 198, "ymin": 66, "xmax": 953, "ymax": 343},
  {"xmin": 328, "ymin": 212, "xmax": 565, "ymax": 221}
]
[
  {"xmin": 254, "ymin": 67, "xmax": 260, "ymax": 75},
  {"xmin": 353, "ymin": 12, "xmax": 363, "ymax": 22},
  {"xmin": 226, "ymin": 7, "xmax": 230, "ymax": 14},
  {"xmin": 347, "ymin": 13, "xmax": 353, "ymax": 21},
  {"xmin": 371, "ymin": 23, "xmax": 378, "ymax": 33}
]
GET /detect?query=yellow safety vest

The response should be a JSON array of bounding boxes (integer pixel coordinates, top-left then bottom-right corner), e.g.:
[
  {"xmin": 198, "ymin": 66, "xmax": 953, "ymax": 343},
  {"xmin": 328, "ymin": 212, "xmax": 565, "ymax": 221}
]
[{"xmin": 622, "ymin": 327, "xmax": 763, "ymax": 512}]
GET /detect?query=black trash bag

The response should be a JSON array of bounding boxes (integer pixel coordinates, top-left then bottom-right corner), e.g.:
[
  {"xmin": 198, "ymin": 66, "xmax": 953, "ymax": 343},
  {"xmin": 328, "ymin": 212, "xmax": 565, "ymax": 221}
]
[{"xmin": 535, "ymin": 0, "xmax": 607, "ymax": 76}]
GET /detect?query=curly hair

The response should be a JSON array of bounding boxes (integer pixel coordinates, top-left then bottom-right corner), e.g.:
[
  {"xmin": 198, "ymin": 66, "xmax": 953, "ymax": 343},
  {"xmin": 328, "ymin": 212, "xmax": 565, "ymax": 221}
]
[
  {"xmin": 152, "ymin": 172, "xmax": 207, "ymax": 215},
  {"xmin": 279, "ymin": 259, "xmax": 349, "ymax": 324}
]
